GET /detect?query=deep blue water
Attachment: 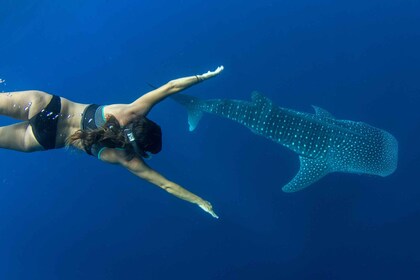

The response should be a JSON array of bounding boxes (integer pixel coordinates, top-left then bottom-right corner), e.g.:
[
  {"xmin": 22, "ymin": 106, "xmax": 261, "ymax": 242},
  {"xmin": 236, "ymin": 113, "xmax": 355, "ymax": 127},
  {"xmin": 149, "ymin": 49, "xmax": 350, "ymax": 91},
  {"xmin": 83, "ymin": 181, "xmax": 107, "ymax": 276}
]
[{"xmin": 1, "ymin": 0, "xmax": 419, "ymax": 279}]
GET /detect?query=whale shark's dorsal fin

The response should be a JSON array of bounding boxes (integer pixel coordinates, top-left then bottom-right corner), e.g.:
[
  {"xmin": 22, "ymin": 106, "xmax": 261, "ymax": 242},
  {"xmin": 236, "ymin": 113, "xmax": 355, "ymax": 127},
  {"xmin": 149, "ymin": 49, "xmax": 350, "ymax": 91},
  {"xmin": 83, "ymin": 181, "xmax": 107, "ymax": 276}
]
[
  {"xmin": 312, "ymin": 105, "xmax": 335, "ymax": 119},
  {"xmin": 282, "ymin": 156, "xmax": 331, "ymax": 192},
  {"xmin": 251, "ymin": 91, "xmax": 273, "ymax": 107}
]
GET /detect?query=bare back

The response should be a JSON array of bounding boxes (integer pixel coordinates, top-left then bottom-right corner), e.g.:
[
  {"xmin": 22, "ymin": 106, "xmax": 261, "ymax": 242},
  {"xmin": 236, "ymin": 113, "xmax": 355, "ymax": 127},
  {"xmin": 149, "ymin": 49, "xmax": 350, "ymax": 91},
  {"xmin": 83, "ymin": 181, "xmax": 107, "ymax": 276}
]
[
  {"xmin": 57, "ymin": 97, "xmax": 130, "ymax": 149},
  {"xmin": 55, "ymin": 97, "xmax": 89, "ymax": 148}
]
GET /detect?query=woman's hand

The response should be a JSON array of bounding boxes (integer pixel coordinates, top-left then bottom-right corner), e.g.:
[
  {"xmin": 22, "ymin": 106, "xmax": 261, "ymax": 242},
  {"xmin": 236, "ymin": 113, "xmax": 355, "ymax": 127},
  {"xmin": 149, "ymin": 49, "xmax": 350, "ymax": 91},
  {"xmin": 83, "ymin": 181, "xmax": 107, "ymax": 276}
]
[
  {"xmin": 197, "ymin": 66, "xmax": 224, "ymax": 81},
  {"xmin": 198, "ymin": 199, "xmax": 219, "ymax": 219}
]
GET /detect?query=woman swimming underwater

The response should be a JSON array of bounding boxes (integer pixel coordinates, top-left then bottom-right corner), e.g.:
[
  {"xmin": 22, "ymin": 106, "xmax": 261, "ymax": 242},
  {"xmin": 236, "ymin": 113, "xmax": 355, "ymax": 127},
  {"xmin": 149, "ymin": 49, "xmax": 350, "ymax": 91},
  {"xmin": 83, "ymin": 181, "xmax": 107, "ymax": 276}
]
[{"xmin": 0, "ymin": 66, "xmax": 224, "ymax": 218}]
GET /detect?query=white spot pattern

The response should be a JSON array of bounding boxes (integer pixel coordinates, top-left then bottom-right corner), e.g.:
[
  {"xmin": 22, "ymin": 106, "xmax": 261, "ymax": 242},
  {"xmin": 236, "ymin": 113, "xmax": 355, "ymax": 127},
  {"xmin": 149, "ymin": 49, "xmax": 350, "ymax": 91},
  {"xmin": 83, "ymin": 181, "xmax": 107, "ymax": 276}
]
[{"xmin": 172, "ymin": 92, "xmax": 398, "ymax": 192}]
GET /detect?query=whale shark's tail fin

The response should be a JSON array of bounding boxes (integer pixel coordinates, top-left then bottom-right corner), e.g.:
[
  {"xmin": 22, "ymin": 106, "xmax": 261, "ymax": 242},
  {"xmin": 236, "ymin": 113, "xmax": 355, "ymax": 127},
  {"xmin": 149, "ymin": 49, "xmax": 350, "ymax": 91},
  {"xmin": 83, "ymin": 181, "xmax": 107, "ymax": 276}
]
[{"xmin": 172, "ymin": 94, "xmax": 203, "ymax": 131}]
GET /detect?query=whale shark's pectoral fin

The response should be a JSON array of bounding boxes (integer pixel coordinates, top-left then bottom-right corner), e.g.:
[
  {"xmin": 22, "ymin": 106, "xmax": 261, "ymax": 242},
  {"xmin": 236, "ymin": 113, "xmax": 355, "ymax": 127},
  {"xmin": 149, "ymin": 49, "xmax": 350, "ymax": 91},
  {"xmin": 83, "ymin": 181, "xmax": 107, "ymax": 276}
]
[
  {"xmin": 282, "ymin": 156, "xmax": 330, "ymax": 192},
  {"xmin": 312, "ymin": 105, "xmax": 335, "ymax": 119}
]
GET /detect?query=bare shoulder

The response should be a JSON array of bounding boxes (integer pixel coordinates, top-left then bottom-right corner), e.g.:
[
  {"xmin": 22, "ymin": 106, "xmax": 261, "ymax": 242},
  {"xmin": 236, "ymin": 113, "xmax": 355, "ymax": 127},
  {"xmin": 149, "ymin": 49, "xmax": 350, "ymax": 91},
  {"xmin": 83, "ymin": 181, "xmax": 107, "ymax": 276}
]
[
  {"xmin": 103, "ymin": 104, "xmax": 134, "ymax": 126},
  {"xmin": 99, "ymin": 148, "xmax": 128, "ymax": 164},
  {"xmin": 99, "ymin": 148, "xmax": 145, "ymax": 168}
]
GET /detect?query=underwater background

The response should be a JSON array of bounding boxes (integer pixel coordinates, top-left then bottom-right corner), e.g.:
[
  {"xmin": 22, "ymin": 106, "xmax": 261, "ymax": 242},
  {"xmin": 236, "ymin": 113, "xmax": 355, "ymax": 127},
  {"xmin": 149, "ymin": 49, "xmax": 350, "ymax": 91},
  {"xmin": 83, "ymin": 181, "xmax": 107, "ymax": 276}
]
[{"xmin": 1, "ymin": 0, "xmax": 419, "ymax": 279}]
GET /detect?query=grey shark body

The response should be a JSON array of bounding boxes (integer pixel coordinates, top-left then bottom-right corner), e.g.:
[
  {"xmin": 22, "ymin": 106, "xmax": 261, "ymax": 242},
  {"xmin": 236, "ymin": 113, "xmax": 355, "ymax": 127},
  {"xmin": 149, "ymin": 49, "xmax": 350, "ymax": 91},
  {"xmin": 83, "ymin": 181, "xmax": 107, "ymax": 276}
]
[{"xmin": 172, "ymin": 92, "xmax": 398, "ymax": 192}]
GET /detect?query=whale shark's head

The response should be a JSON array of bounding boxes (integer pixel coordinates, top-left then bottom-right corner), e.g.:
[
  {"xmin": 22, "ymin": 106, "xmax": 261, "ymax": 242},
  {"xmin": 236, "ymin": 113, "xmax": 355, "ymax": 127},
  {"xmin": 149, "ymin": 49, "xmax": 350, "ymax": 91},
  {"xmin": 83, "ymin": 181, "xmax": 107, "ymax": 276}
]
[
  {"xmin": 328, "ymin": 124, "xmax": 398, "ymax": 178},
  {"xmin": 355, "ymin": 129, "xmax": 398, "ymax": 177},
  {"xmin": 376, "ymin": 130, "xmax": 398, "ymax": 176}
]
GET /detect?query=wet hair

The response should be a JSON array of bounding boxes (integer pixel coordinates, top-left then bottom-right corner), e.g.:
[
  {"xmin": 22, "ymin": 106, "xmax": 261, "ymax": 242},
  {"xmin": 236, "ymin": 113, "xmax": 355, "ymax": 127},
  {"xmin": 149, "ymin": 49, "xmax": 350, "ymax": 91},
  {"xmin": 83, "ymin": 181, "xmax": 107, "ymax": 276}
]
[{"xmin": 67, "ymin": 115, "xmax": 162, "ymax": 159}]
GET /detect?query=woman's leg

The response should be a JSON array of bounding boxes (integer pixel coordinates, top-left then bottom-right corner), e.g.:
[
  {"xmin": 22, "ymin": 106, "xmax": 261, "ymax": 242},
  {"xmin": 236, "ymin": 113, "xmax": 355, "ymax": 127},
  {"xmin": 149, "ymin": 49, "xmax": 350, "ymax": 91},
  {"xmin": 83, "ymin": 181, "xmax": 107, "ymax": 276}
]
[
  {"xmin": 0, "ymin": 90, "xmax": 52, "ymax": 152},
  {"xmin": 0, "ymin": 122, "xmax": 43, "ymax": 152},
  {"xmin": 0, "ymin": 90, "xmax": 52, "ymax": 120}
]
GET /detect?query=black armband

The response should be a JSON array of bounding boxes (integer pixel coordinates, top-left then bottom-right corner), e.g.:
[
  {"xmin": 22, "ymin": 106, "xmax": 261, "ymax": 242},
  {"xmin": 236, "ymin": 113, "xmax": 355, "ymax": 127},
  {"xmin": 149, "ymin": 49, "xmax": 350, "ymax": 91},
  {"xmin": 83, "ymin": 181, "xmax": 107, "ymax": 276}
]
[{"xmin": 195, "ymin": 75, "xmax": 203, "ymax": 83}]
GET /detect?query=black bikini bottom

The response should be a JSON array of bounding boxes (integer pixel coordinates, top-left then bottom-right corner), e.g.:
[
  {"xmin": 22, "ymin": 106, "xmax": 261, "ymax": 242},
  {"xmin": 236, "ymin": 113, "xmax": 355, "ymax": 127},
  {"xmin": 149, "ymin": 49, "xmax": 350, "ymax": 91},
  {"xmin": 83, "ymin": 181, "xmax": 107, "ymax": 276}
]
[{"xmin": 29, "ymin": 95, "xmax": 61, "ymax": 150}]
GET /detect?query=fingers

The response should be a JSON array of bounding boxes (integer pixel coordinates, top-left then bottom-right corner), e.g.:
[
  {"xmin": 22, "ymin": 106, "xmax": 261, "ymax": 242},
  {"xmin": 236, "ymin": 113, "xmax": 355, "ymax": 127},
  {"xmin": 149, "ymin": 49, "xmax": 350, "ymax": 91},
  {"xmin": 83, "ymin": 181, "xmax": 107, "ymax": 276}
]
[
  {"xmin": 205, "ymin": 207, "xmax": 219, "ymax": 219},
  {"xmin": 215, "ymin": 65, "xmax": 224, "ymax": 73},
  {"xmin": 200, "ymin": 65, "xmax": 224, "ymax": 80},
  {"xmin": 209, "ymin": 209, "xmax": 219, "ymax": 219},
  {"xmin": 212, "ymin": 65, "xmax": 224, "ymax": 75},
  {"xmin": 198, "ymin": 202, "xmax": 219, "ymax": 219}
]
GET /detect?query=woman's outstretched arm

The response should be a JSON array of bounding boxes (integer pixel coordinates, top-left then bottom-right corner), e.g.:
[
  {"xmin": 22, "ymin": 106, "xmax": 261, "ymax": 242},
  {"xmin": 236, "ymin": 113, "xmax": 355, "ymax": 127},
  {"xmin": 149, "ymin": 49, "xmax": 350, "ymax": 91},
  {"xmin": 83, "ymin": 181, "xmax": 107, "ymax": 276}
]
[
  {"xmin": 127, "ymin": 66, "xmax": 224, "ymax": 118},
  {"xmin": 100, "ymin": 148, "xmax": 219, "ymax": 218}
]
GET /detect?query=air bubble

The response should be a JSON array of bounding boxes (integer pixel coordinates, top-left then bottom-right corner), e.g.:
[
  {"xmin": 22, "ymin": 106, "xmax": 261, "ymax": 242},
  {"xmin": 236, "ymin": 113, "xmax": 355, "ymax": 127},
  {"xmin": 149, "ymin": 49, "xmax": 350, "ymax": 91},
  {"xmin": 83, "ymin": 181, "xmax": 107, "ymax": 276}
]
[{"xmin": 24, "ymin": 102, "xmax": 32, "ymax": 111}]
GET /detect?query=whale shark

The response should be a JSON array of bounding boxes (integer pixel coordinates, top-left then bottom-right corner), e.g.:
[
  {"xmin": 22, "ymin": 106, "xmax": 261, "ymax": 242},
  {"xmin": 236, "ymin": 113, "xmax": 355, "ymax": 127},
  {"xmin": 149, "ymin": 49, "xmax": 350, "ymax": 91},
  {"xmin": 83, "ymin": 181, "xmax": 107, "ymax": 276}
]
[{"xmin": 172, "ymin": 92, "xmax": 398, "ymax": 192}]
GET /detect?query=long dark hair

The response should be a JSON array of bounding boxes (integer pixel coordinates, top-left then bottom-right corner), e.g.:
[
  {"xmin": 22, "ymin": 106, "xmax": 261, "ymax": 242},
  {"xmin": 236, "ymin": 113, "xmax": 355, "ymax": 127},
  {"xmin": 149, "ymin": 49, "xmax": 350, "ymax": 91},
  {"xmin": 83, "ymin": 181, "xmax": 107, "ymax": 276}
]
[{"xmin": 67, "ymin": 115, "xmax": 162, "ymax": 159}]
